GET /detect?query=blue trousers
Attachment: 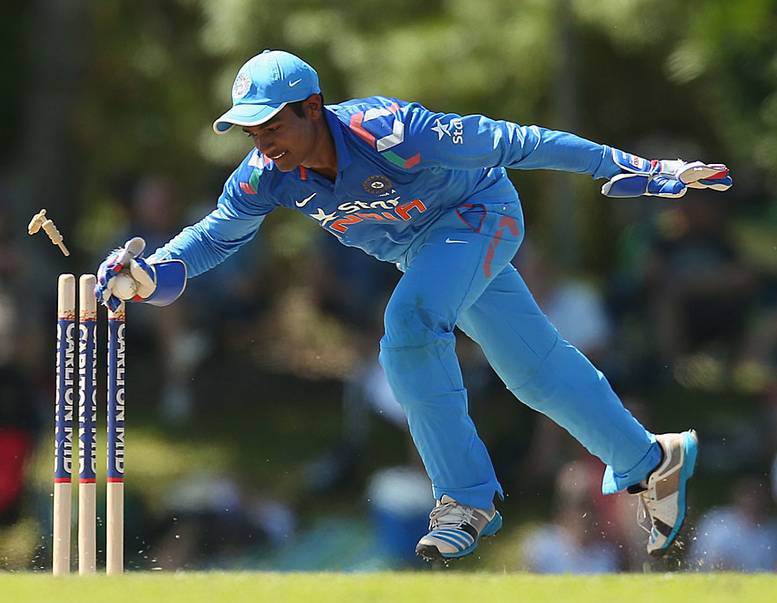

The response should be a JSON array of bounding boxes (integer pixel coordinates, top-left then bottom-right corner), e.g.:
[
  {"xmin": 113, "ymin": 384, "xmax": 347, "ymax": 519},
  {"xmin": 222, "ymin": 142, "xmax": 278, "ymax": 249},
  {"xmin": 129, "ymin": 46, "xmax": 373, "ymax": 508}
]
[{"xmin": 379, "ymin": 201, "xmax": 660, "ymax": 509}]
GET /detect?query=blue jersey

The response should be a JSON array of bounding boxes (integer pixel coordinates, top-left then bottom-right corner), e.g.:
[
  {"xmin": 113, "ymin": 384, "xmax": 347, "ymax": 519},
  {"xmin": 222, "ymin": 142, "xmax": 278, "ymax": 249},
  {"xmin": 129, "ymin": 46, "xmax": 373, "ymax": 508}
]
[{"xmin": 153, "ymin": 96, "xmax": 621, "ymax": 274}]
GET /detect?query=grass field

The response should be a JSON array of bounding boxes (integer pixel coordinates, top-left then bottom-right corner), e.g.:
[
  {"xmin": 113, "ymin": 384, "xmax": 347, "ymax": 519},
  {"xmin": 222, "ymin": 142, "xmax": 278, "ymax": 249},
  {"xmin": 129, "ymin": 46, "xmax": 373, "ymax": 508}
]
[{"xmin": 2, "ymin": 572, "xmax": 775, "ymax": 603}]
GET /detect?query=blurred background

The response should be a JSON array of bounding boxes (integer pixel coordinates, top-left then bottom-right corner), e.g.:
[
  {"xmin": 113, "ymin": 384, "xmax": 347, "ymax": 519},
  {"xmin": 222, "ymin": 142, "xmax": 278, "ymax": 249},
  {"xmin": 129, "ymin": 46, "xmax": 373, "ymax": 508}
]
[{"xmin": 1, "ymin": 0, "xmax": 776, "ymax": 573}]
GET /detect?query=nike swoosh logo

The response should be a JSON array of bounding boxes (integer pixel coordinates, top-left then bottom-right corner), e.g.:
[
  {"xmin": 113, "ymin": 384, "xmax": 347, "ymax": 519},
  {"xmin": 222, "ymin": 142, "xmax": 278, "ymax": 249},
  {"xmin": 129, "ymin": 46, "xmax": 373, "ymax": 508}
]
[
  {"xmin": 289, "ymin": 79, "xmax": 302, "ymax": 87},
  {"xmin": 445, "ymin": 238, "xmax": 468, "ymax": 244},
  {"xmin": 296, "ymin": 192, "xmax": 317, "ymax": 207}
]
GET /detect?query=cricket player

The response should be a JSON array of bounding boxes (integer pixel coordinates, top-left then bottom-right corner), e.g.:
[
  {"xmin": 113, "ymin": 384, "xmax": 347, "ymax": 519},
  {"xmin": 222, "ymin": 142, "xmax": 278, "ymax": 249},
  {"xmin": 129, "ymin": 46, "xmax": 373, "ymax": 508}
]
[{"xmin": 96, "ymin": 50, "xmax": 732, "ymax": 561}]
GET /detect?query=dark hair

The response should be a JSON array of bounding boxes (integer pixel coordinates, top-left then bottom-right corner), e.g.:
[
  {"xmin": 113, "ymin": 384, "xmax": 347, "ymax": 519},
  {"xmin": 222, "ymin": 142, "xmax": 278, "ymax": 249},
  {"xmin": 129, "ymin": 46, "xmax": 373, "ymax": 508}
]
[
  {"xmin": 288, "ymin": 100, "xmax": 306, "ymax": 118},
  {"xmin": 288, "ymin": 93, "xmax": 325, "ymax": 118}
]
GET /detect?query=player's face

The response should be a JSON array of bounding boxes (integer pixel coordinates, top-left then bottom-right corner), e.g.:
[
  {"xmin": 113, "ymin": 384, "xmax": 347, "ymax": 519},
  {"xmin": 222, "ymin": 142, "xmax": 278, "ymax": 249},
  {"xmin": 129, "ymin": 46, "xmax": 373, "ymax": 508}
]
[{"xmin": 242, "ymin": 98, "xmax": 321, "ymax": 172}]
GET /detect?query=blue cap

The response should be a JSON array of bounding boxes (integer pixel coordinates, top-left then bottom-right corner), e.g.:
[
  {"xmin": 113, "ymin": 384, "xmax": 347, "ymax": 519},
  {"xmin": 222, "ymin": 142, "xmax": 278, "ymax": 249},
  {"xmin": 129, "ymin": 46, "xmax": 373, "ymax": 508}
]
[{"xmin": 212, "ymin": 50, "xmax": 320, "ymax": 134}]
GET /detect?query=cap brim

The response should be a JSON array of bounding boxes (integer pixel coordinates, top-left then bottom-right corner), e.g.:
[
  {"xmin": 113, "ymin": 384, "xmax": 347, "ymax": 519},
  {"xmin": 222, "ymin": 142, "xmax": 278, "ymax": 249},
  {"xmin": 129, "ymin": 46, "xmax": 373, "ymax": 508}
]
[{"xmin": 212, "ymin": 102, "xmax": 287, "ymax": 134}]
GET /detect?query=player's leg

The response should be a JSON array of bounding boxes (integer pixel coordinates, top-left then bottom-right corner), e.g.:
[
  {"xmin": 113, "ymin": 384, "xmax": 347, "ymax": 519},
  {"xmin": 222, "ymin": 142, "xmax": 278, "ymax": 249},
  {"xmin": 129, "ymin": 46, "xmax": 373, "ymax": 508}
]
[
  {"xmin": 457, "ymin": 263, "xmax": 697, "ymax": 554},
  {"xmin": 378, "ymin": 204, "xmax": 521, "ymax": 559},
  {"xmin": 457, "ymin": 264, "xmax": 659, "ymax": 484}
]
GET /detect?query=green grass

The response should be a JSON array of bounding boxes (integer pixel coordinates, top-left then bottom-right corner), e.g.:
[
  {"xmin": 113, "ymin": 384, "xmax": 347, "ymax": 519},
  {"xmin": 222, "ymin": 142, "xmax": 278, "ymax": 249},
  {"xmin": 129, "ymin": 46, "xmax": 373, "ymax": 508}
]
[{"xmin": 1, "ymin": 572, "xmax": 775, "ymax": 603}]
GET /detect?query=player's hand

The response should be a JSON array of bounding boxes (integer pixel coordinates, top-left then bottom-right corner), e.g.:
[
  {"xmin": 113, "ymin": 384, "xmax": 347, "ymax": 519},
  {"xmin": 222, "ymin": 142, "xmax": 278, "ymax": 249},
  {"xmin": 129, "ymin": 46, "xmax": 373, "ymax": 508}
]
[
  {"xmin": 95, "ymin": 237, "xmax": 157, "ymax": 311},
  {"xmin": 601, "ymin": 149, "xmax": 732, "ymax": 198}
]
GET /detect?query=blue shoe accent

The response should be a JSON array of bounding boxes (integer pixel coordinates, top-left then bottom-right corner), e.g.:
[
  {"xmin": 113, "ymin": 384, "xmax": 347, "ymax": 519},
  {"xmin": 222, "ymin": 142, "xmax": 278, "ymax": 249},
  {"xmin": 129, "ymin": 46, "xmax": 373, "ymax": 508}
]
[
  {"xmin": 433, "ymin": 530, "xmax": 471, "ymax": 549},
  {"xmin": 482, "ymin": 511, "xmax": 503, "ymax": 537},
  {"xmin": 440, "ymin": 511, "xmax": 502, "ymax": 559}
]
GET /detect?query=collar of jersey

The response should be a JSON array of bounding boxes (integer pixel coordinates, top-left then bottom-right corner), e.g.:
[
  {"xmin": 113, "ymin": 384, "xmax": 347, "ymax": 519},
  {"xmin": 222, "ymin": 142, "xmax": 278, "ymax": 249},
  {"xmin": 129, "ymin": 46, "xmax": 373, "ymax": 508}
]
[{"xmin": 323, "ymin": 106, "xmax": 352, "ymax": 175}]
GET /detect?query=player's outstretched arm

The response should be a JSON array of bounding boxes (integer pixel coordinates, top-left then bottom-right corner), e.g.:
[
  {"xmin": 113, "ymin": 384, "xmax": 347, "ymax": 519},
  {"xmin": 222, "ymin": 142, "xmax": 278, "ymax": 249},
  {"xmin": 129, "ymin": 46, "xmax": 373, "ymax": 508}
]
[
  {"xmin": 95, "ymin": 237, "xmax": 187, "ymax": 311},
  {"xmin": 387, "ymin": 102, "xmax": 733, "ymax": 197},
  {"xmin": 93, "ymin": 148, "xmax": 277, "ymax": 311},
  {"xmin": 601, "ymin": 149, "xmax": 732, "ymax": 198},
  {"xmin": 381, "ymin": 103, "xmax": 618, "ymax": 176}
]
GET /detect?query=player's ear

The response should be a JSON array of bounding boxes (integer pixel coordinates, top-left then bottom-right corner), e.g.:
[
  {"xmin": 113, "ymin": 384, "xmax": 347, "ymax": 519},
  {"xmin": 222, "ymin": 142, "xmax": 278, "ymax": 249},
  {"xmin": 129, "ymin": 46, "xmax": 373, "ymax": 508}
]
[{"xmin": 304, "ymin": 93, "xmax": 323, "ymax": 119}]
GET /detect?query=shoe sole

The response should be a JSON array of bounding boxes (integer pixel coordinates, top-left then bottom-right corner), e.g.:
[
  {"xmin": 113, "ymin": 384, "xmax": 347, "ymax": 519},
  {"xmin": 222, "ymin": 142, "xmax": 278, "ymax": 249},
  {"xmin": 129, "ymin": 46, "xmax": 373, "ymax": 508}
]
[
  {"xmin": 649, "ymin": 429, "xmax": 698, "ymax": 556},
  {"xmin": 416, "ymin": 511, "xmax": 503, "ymax": 562}
]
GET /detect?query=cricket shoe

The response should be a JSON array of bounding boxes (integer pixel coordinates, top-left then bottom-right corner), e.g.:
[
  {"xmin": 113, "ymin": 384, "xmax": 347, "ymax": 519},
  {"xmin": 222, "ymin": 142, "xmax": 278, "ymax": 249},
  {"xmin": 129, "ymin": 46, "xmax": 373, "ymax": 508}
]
[
  {"xmin": 415, "ymin": 495, "xmax": 502, "ymax": 561},
  {"xmin": 631, "ymin": 430, "xmax": 698, "ymax": 556}
]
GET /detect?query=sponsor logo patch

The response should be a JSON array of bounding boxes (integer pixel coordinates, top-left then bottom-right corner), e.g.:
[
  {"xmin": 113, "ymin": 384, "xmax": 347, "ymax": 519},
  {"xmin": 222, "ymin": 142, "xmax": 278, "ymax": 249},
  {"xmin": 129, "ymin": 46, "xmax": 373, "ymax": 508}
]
[{"xmin": 308, "ymin": 197, "xmax": 428, "ymax": 234}]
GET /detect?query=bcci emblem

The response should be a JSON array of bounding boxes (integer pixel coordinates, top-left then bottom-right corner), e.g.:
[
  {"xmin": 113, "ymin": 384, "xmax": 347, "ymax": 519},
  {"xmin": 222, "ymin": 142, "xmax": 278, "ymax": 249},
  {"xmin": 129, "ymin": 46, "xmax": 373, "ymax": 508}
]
[
  {"xmin": 362, "ymin": 175, "xmax": 392, "ymax": 195},
  {"xmin": 233, "ymin": 71, "xmax": 251, "ymax": 100}
]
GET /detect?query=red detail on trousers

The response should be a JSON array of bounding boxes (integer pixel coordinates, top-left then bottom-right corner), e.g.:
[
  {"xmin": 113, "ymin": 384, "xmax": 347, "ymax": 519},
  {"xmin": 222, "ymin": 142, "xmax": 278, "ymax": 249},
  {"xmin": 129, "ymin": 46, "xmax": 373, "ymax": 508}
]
[
  {"xmin": 483, "ymin": 216, "xmax": 520, "ymax": 278},
  {"xmin": 455, "ymin": 203, "xmax": 487, "ymax": 233}
]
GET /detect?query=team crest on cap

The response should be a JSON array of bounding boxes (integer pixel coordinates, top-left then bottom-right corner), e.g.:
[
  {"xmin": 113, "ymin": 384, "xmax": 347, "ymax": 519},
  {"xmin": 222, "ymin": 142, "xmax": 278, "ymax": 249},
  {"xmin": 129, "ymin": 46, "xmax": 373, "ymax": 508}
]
[
  {"xmin": 362, "ymin": 175, "xmax": 392, "ymax": 195},
  {"xmin": 233, "ymin": 71, "xmax": 251, "ymax": 99}
]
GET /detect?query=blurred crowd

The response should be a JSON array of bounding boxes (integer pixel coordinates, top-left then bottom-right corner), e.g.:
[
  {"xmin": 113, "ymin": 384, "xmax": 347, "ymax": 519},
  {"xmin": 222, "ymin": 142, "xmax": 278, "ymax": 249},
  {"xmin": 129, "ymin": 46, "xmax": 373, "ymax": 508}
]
[{"xmin": 1, "ymin": 172, "xmax": 776, "ymax": 573}]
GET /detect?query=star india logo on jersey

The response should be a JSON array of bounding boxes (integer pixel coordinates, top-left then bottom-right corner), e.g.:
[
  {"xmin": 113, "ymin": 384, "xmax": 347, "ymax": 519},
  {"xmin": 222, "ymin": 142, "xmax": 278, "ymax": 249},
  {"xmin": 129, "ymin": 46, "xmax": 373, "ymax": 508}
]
[
  {"xmin": 431, "ymin": 117, "xmax": 464, "ymax": 144},
  {"xmin": 309, "ymin": 197, "xmax": 428, "ymax": 234}
]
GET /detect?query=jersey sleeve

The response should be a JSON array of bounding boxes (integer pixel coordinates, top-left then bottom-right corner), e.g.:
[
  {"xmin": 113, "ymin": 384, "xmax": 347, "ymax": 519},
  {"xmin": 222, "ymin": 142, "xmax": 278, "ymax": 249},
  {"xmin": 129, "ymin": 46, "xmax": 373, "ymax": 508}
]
[
  {"xmin": 151, "ymin": 150, "xmax": 277, "ymax": 277},
  {"xmin": 377, "ymin": 101, "xmax": 620, "ymax": 180}
]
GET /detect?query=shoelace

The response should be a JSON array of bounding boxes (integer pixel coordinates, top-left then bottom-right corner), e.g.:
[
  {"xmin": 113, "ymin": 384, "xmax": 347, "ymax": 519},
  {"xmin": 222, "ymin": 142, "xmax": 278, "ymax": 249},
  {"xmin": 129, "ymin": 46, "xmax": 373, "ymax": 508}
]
[{"xmin": 428, "ymin": 500, "xmax": 474, "ymax": 530}]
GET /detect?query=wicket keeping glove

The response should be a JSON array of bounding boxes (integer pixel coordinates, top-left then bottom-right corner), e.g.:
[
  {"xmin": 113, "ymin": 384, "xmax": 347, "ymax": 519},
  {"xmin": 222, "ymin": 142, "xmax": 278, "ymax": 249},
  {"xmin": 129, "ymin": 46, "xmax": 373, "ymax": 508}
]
[
  {"xmin": 601, "ymin": 149, "xmax": 732, "ymax": 198},
  {"xmin": 96, "ymin": 237, "xmax": 187, "ymax": 311}
]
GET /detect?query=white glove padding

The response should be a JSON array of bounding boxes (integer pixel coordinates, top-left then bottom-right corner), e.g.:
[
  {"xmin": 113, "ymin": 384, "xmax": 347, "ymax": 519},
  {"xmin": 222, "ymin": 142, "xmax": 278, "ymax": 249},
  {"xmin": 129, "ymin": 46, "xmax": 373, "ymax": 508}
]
[
  {"xmin": 96, "ymin": 237, "xmax": 157, "ymax": 310},
  {"xmin": 113, "ymin": 259, "xmax": 157, "ymax": 300}
]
